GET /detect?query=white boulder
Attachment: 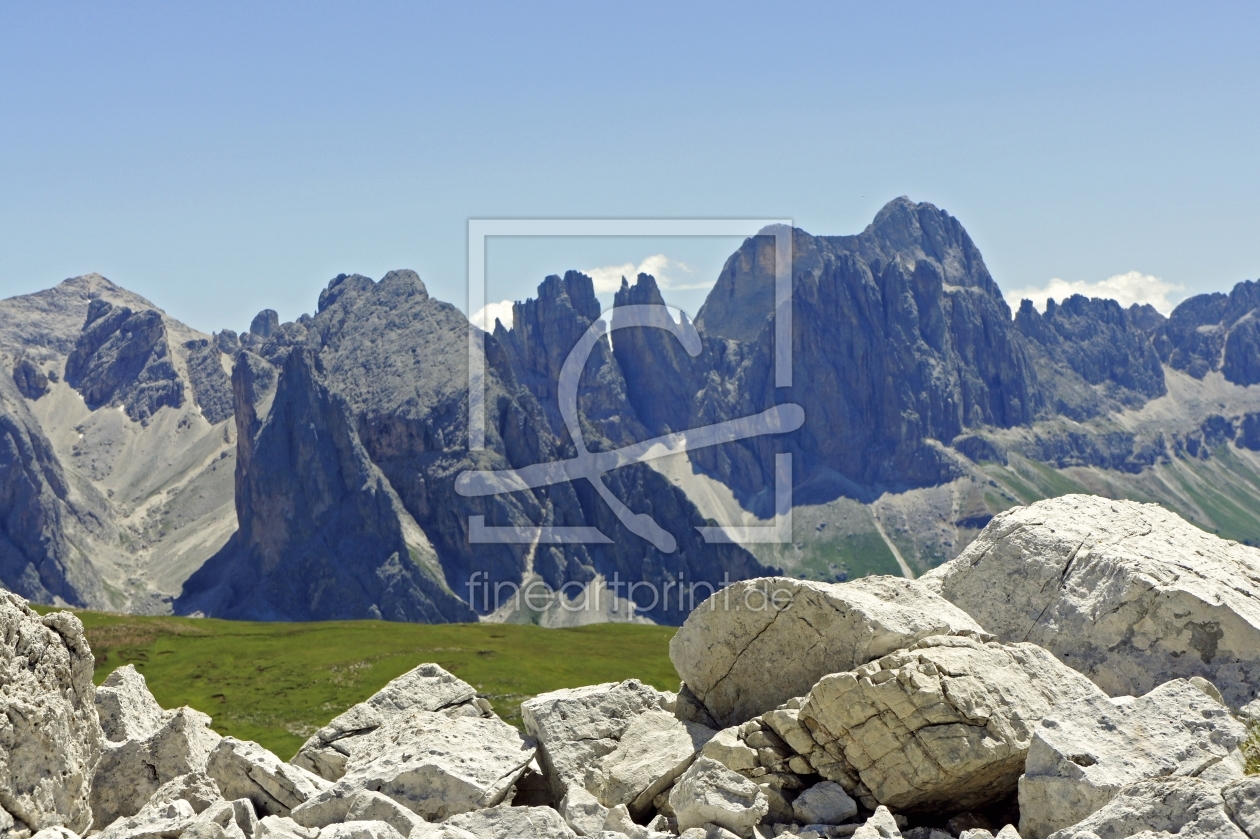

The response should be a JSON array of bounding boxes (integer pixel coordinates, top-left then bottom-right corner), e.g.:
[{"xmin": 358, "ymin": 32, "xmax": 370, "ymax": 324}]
[
  {"xmin": 668, "ymin": 757, "xmax": 768, "ymax": 838},
  {"xmin": 302, "ymin": 709, "xmax": 534, "ymax": 822},
  {"xmin": 852, "ymin": 806, "xmax": 903, "ymax": 839},
  {"xmin": 799, "ymin": 635, "xmax": 1105, "ymax": 812},
  {"xmin": 1224, "ymin": 776, "xmax": 1260, "ymax": 838},
  {"xmin": 791, "ymin": 781, "xmax": 857, "ymax": 825},
  {"xmin": 559, "ymin": 785, "xmax": 609, "ymax": 837},
  {"xmin": 584, "ymin": 709, "xmax": 716, "ymax": 817},
  {"xmin": 921, "ymin": 495, "xmax": 1260, "ymax": 709},
  {"xmin": 291, "ymin": 663, "xmax": 485, "ymax": 781},
  {"xmin": 207, "ymin": 737, "xmax": 330, "ymax": 817},
  {"xmin": 1018, "ymin": 678, "xmax": 1246, "ymax": 838},
  {"xmin": 254, "ymin": 816, "xmax": 319, "ymax": 839},
  {"xmin": 95, "ymin": 665, "xmax": 167, "ymax": 742},
  {"xmin": 0, "ymin": 596, "xmax": 102, "ymax": 836},
  {"xmin": 441, "ymin": 804, "xmax": 577, "ymax": 838},
  {"xmin": 319, "ymin": 821, "xmax": 405, "ymax": 839},
  {"xmin": 90, "ymin": 704, "xmax": 223, "ymax": 827},
  {"xmin": 669, "ymin": 576, "xmax": 986, "ymax": 726},
  {"xmin": 97, "ymin": 799, "xmax": 197, "ymax": 839},
  {"xmin": 521, "ymin": 679, "xmax": 674, "ymax": 800},
  {"xmin": 1045, "ymin": 776, "xmax": 1248, "ymax": 839}
]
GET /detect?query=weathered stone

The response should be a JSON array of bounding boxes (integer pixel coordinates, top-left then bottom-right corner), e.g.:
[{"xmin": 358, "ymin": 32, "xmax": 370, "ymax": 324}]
[
  {"xmin": 1223, "ymin": 776, "xmax": 1260, "ymax": 838},
  {"xmin": 291, "ymin": 664, "xmax": 481, "ymax": 781},
  {"xmin": 669, "ymin": 757, "xmax": 768, "ymax": 839},
  {"xmin": 669, "ymin": 576, "xmax": 986, "ymax": 726},
  {"xmin": 91, "ymin": 705, "xmax": 223, "ymax": 827},
  {"xmin": 560, "ymin": 785, "xmax": 609, "ymax": 837},
  {"xmin": 441, "ymin": 804, "xmax": 577, "ymax": 839},
  {"xmin": 792, "ymin": 782, "xmax": 857, "ymax": 825},
  {"xmin": 319, "ymin": 821, "xmax": 405, "ymax": 839},
  {"xmin": 799, "ymin": 635, "xmax": 1105, "ymax": 813},
  {"xmin": 207, "ymin": 737, "xmax": 330, "ymax": 817},
  {"xmin": 98, "ymin": 799, "xmax": 197, "ymax": 839},
  {"xmin": 995, "ymin": 828, "xmax": 1021, "ymax": 839},
  {"xmin": 95, "ymin": 664, "xmax": 166, "ymax": 743},
  {"xmin": 521, "ymin": 679, "xmax": 674, "ymax": 800},
  {"xmin": 183, "ymin": 798, "xmax": 257, "ymax": 839},
  {"xmin": 254, "ymin": 816, "xmax": 319, "ymax": 839},
  {"xmin": 852, "ymin": 806, "xmax": 902, "ymax": 839},
  {"xmin": 344, "ymin": 790, "xmax": 425, "ymax": 837},
  {"xmin": 0, "ymin": 597, "xmax": 102, "ymax": 835},
  {"xmin": 921, "ymin": 495, "xmax": 1260, "ymax": 709},
  {"xmin": 699, "ymin": 728, "xmax": 759, "ymax": 774},
  {"xmin": 1046, "ymin": 776, "xmax": 1247, "ymax": 839},
  {"xmin": 1019, "ymin": 678, "xmax": 1246, "ymax": 839},
  {"xmin": 585, "ymin": 709, "xmax": 716, "ymax": 817},
  {"xmin": 309, "ymin": 710, "xmax": 534, "ymax": 822}
]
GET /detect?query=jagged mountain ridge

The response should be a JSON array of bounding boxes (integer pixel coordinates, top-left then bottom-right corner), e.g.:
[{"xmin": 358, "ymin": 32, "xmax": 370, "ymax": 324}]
[{"xmin": 1, "ymin": 200, "xmax": 1259, "ymax": 622}]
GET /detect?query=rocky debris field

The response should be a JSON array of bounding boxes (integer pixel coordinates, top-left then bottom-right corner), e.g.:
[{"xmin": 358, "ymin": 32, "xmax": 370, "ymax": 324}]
[{"xmin": 3, "ymin": 494, "xmax": 1260, "ymax": 839}]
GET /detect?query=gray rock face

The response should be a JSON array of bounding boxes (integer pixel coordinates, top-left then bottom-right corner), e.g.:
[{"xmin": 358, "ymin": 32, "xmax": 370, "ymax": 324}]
[
  {"xmin": 11, "ymin": 358, "xmax": 49, "ymax": 400},
  {"xmin": 670, "ymin": 575, "xmax": 986, "ymax": 726},
  {"xmin": 791, "ymin": 781, "xmax": 857, "ymax": 826},
  {"xmin": 65, "ymin": 299, "xmax": 184, "ymax": 423},
  {"xmin": 1018, "ymin": 679, "xmax": 1246, "ymax": 838},
  {"xmin": 668, "ymin": 757, "xmax": 767, "ymax": 838},
  {"xmin": 95, "ymin": 664, "xmax": 167, "ymax": 742},
  {"xmin": 922, "ymin": 494, "xmax": 1260, "ymax": 708},
  {"xmin": 520, "ymin": 679, "xmax": 675, "ymax": 800},
  {"xmin": 799, "ymin": 635, "xmax": 1107, "ymax": 814},
  {"xmin": 1045, "ymin": 776, "xmax": 1248, "ymax": 839},
  {"xmin": 303, "ymin": 710, "xmax": 534, "ymax": 822},
  {"xmin": 1155, "ymin": 278, "xmax": 1260, "ymax": 384},
  {"xmin": 584, "ymin": 709, "xmax": 716, "ymax": 818},
  {"xmin": 0, "ymin": 596, "xmax": 101, "ymax": 836},
  {"xmin": 206, "ymin": 737, "xmax": 330, "ymax": 817},
  {"xmin": 183, "ymin": 339, "xmax": 234, "ymax": 424},
  {"xmin": 292, "ymin": 663, "xmax": 482, "ymax": 781}
]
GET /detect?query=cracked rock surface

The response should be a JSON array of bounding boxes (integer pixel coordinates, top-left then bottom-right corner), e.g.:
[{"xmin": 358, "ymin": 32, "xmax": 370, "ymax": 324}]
[
  {"xmin": 1046, "ymin": 776, "xmax": 1249, "ymax": 839},
  {"xmin": 798, "ymin": 635, "xmax": 1105, "ymax": 813},
  {"xmin": 1018, "ymin": 677, "xmax": 1246, "ymax": 838},
  {"xmin": 921, "ymin": 494, "xmax": 1260, "ymax": 708},
  {"xmin": 669, "ymin": 576, "xmax": 986, "ymax": 727}
]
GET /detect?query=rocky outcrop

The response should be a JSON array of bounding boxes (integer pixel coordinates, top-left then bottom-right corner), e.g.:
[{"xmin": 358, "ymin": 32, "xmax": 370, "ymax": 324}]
[
  {"xmin": 668, "ymin": 758, "xmax": 767, "ymax": 838},
  {"xmin": 292, "ymin": 663, "xmax": 486, "ymax": 781},
  {"xmin": 922, "ymin": 494, "xmax": 1260, "ymax": 708},
  {"xmin": 65, "ymin": 299, "xmax": 184, "ymax": 423},
  {"xmin": 0, "ymin": 595, "xmax": 101, "ymax": 835},
  {"xmin": 183, "ymin": 339, "xmax": 234, "ymax": 424},
  {"xmin": 1155, "ymin": 278, "xmax": 1260, "ymax": 384},
  {"xmin": 1018, "ymin": 678, "xmax": 1246, "ymax": 838},
  {"xmin": 442, "ymin": 804, "xmax": 577, "ymax": 838},
  {"xmin": 669, "ymin": 576, "xmax": 986, "ymax": 726},
  {"xmin": 207, "ymin": 737, "xmax": 330, "ymax": 817},
  {"xmin": 584, "ymin": 710, "xmax": 716, "ymax": 818},
  {"xmin": 11, "ymin": 359, "xmax": 49, "ymax": 400},
  {"xmin": 177, "ymin": 347, "xmax": 475, "ymax": 623},
  {"xmin": 521, "ymin": 679, "xmax": 675, "ymax": 800},
  {"xmin": 1045, "ymin": 777, "xmax": 1248, "ymax": 839},
  {"xmin": 799, "ymin": 636, "xmax": 1107, "ymax": 813}
]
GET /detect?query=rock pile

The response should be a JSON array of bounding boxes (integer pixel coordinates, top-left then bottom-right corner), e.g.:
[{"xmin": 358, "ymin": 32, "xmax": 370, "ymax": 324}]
[{"xmin": 4, "ymin": 495, "xmax": 1260, "ymax": 838}]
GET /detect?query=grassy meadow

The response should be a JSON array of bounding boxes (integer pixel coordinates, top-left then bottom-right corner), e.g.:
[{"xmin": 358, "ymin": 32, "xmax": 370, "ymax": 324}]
[{"xmin": 35, "ymin": 607, "xmax": 679, "ymax": 760}]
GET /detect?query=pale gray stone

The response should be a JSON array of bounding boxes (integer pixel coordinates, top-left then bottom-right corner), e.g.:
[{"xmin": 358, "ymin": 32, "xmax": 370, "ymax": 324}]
[
  {"xmin": 95, "ymin": 665, "xmax": 167, "ymax": 743},
  {"xmin": 291, "ymin": 664, "xmax": 481, "ymax": 782},
  {"xmin": 207, "ymin": 737, "xmax": 330, "ymax": 817},
  {"xmin": 309, "ymin": 710, "xmax": 534, "ymax": 822},
  {"xmin": 669, "ymin": 757, "xmax": 768, "ymax": 839},
  {"xmin": 670, "ymin": 576, "xmax": 987, "ymax": 726},
  {"xmin": 0, "ymin": 598, "xmax": 102, "ymax": 836},
  {"xmin": 921, "ymin": 495, "xmax": 1260, "ymax": 709},
  {"xmin": 585, "ymin": 709, "xmax": 716, "ymax": 817},
  {"xmin": 851, "ymin": 807, "xmax": 902, "ymax": 839},
  {"xmin": 30, "ymin": 829, "xmax": 79, "ymax": 839},
  {"xmin": 1223, "ymin": 776, "xmax": 1260, "ymax": 839},
  {"xmin": 344, "ymin": 790, "xmax": 425, "ymax": 837},
  {"xmin": 559, "ymin": 785, "xmax": 609, "ymax": 837},
  {"xmin": 441, "ymin": 804, "xmax": 577, "ymax": 838},
  {"xmin": 521, "ymin": 679, "xmax": 674, "ymax": 800},
  {"xmin": 90, "ymin": 705, "xmax": 223, "ymax": 827},
  {"xmin": 799, "ymin": 635, "xmax": 1105, "ymax": 812},
  {"xmin": 98, "ymin": 799, "xmax": 197, "ymax": 839},
  {"xmin": 253, "ymin": 817, "xmax": 319, "ymax": 839},
  {"xmin": 698, "ymin": 728, "xmax": 759, "ymax": 774},
  {"xmin": 791, "ymin": 782, "xmax": 856, "ymax": 825},
  {"xmin": 1046, "ymin": 776, "xmax": 1247, "ymax": 839},
  {"xmin": 1019, "ymin": 679, "xmax": 1247, "ymax": 839},
  {"xmin": 319, "ymin": 821, "xmax": 405, "ymax": 839},
  {"xmin": 995, "ymin": 828, "xmax": 1021, "ymax": 839}
]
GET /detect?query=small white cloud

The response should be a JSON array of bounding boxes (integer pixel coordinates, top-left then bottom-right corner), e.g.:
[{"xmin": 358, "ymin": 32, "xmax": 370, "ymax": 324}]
[
  {"xmin": 1007, "ymin": 271, "xmax": 1185, "ymax": 316},
  {"xmin": 583, "ymin": 254, "xmax": 706, "ymax": 294},
  {"xmin": 470, "ymin": 299, "xmax": 514, "ymax": 330}
]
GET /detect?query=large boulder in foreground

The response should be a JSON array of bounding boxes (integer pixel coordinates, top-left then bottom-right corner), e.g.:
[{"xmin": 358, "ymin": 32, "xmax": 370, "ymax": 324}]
[
  {"xmin": 669, "ymin": 576, "xmax": 986, "ymax": 726},
  {"xmin": 1018, "ymin": 678, "xmax": 1246, "ymax": 838},
  {"xmin": 799, "ymin": 635, "xmax": 1105, "ymax": 813},
  {"xmin": 299, "ymin": 710, "xmax": 535, "ymax": 822},
  {"xmin": 291, "ymin": 663, "xmax": 488, "ymax": 781},
  {"xmin": 0, "ymin": 594, "xmax": 102, "ymax": 836},
  {"xmin": 208, "ymin": 737, "xmax": 330, "ymax": 816},
  {"xmin": 520, "ymin": 679, "xmax": 675, "ymax": 800},
  {"xmin": 921, "ymin": 494, "xmax": 1260, "ymax": 708},
  {"xmin": 90, "ymin": 665, "xmax": 223, "ymax": 827},
  {"xmin": 1045, "ymin": 776, "xmax": 1249, "ymax": 839},
  {"xmin": 584, "ymin": 709, "xmax": 716, "ymax": 818},
  {"xmin": 668, "ymin": 757, "xmax": 768, "ymax": 838}
]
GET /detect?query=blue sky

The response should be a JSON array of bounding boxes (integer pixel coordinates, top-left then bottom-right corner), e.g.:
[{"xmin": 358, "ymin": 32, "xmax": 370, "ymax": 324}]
[{"xmin": 1, "ymin": 2, "xmax": 1257, "ymax": 333}]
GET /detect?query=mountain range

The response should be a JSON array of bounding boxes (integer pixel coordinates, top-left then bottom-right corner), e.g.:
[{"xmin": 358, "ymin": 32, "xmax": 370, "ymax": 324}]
[{"xmin": 3, "ymin": 197, "xmax": 1259, "ymax": 624}]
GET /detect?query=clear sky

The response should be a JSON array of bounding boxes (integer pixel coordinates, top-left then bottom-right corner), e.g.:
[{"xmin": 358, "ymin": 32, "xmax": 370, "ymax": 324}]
[{"xmin": 2, "ymin": 2, "xmax": 1257, "ymax": 333}]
